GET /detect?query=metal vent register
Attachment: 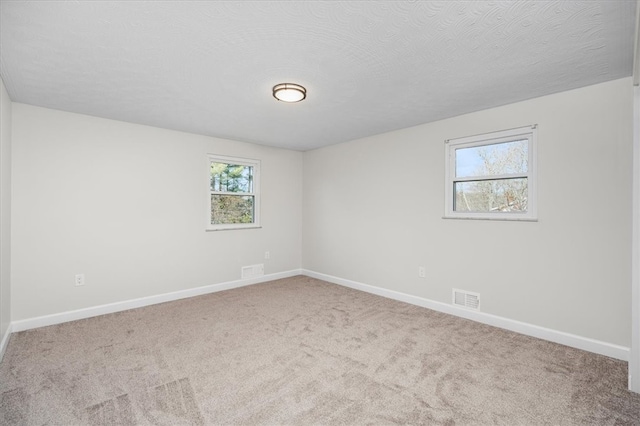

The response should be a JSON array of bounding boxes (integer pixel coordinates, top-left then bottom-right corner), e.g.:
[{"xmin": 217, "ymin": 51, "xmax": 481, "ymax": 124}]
[
  {"xmin": 241, "ymin": 264, "xmax": 264, "ymax": 279},
  {"xmin": 452, "ymin": 289, "xmax": 480, "ymax": 311}
]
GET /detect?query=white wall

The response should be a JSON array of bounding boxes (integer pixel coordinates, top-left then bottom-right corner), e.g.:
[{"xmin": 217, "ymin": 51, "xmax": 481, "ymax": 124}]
[
  {"xmin": 0, "ymin": 78, "xmax": 12, "ymax": 341},
  {"xmin": 303, "ymin": 77, "xmax": 634, "ymax": 347},
  {"xmin": 6, "ymin": 78, "xmax": 635, "ymax": 353},
  {"xmin": 11, "ymin": 104, "xmax": 302, "ymax": 321}
]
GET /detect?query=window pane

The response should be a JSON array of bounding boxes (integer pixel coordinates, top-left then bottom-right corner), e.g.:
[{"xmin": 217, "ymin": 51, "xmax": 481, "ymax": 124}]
[
  {"xmin": 210, "ymin": 162, "xmax": 253, "ymax": 193},
  {"xmin": 456, "ymin": 139, "xmax": 528, "ymax": 178},
  {"xmin": 454, "ymin": 178, "xmax": 527, "ymax": 213},
  {"xmin": 211, "ymin": 195, "xmax": 254, "ymax": 224}
]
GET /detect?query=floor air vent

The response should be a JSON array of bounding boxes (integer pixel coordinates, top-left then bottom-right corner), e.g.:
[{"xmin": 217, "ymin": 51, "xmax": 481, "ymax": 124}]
[
  {"xmin": 452, "ymin": 288, "xmax": 480, "ymax": 311},
  {"xmin": 241, "ymin": 264, "xmax": 264, "ymax": 279}
]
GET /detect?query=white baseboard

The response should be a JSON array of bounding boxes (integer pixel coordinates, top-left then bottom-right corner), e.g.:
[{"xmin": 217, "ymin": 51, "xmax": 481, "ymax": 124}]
[
  {"xmin": 6, "ymin": 268, "xmax": 629, "ymax": 363},
  {"xmin": 0, "ymin": 323, "xmax": 12, "ymax": 362},
  {"xmin": 11, "ymin": 269, "xmax": 302, "ymax": 333},
  {"xmin": 302, "ymin": 269, "xmax": 630, "ymax": 362}
]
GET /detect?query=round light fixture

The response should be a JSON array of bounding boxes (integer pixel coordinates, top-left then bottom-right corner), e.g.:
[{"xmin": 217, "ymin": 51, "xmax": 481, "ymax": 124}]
[{"xmin": 272, "ymin": 83, "xmax": 306, "ymax": 103}]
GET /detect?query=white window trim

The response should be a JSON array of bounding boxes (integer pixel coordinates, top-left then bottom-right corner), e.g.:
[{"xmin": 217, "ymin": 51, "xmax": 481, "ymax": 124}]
[
  {"xmin": 206, "ymin": 154, "xmax": 261, "ymax": 231},
  {"xmin": 444, "ymin": 125, "xmax": 538, "ymax": 221}
]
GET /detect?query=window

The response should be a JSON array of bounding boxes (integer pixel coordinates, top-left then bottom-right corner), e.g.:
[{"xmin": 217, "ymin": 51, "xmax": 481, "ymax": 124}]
[
  {"xmin": 444, "ymin": 125, "xmax": 537, "ymax": 220},
  {"xmin": 207, "ymin": 154, "xmax": 260, "ymax": 230}
]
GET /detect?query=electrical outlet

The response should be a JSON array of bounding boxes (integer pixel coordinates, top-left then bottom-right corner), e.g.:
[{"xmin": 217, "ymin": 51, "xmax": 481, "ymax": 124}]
[
  {"xmin": 265, "ymin": 251, "xmax": 270, "ymax": 260},
  {"xmin": 418, "ymin": 266, "xmax": 426, "ymax": 278},
  {"xmin": 75, "ymin": 273, "xmax": 85, "ymax": 286}
]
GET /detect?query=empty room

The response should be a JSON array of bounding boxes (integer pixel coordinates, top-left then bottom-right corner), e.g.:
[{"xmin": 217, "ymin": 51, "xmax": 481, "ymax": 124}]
[{"xmin": 1, "ymin": 0, "xmax": 640, "ymax": 424}]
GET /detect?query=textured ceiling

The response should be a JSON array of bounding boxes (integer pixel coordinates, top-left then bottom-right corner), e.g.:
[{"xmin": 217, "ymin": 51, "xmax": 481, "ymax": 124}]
[{"xmin": 0, "ymin": 1, "xmax": 637, "ymax": 151}]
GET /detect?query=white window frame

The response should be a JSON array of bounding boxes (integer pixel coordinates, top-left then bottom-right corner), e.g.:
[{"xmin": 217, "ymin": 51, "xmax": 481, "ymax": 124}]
[
  {"xmin": 444, "ymin": 125, "xmax": 537, "ymax": 221},
  {"xmin": 206, "ymin": 154, "xmax": 261, "ymax": 231}
]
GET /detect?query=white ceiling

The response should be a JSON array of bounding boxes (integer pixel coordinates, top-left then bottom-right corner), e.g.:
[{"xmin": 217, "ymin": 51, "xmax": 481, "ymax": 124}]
[{"xmin": 0, "ymin": 1, "xmax": 637, "ymax": 151}]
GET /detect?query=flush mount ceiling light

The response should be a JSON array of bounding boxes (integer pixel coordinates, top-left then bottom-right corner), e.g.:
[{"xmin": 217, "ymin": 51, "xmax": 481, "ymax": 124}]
[{"xmin": 272, "ymin": 83, "xmax": 306, "ymax": 103}]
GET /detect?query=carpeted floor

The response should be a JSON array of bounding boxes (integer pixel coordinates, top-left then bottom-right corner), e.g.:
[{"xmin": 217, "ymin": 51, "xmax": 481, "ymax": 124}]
[{"xmin": 1, "ymin": 275, "xmax": 639, "ymax": 425}]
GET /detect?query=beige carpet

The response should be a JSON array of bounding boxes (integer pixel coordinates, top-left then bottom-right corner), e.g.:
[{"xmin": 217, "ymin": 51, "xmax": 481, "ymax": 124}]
[{"xmin": 1, "ymin": 275, "xmax": 639, "ymax": 425}]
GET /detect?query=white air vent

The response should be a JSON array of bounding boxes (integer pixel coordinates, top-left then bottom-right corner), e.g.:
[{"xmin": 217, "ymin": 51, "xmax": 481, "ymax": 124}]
[
  {"xmin": 452, "ymin": 288, "xmax": 480, "ymax": 311},
  {"xmin": 241, "ymin": 264, "xmax": 264, "ymax": 279}
]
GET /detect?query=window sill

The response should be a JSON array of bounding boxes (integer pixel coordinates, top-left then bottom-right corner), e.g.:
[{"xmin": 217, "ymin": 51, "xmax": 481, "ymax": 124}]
[
  {"xmin": 206, "ymin": 225, "xmax": 262, "ymax": 232},
  {"xmin": 442, "ymin": 215, "xmax": 538, "ymax": 222}
]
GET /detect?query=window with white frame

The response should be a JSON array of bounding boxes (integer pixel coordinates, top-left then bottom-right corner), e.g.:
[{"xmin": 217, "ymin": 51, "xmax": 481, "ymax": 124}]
[
  {"xmin": 207, "ymin": 154, "xmax": 260, "ymax": 230},
  {"xmin": 444, "ymin": 125, "xmax": 537, "ymax": 220}
]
